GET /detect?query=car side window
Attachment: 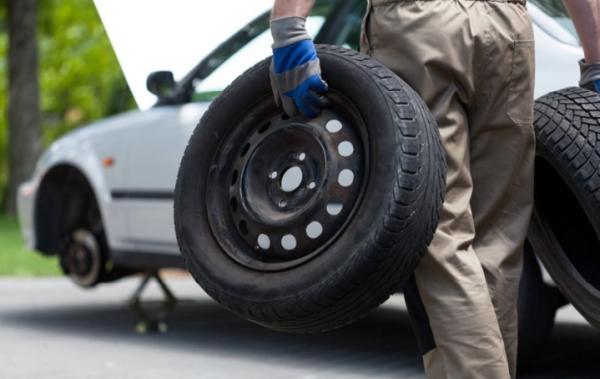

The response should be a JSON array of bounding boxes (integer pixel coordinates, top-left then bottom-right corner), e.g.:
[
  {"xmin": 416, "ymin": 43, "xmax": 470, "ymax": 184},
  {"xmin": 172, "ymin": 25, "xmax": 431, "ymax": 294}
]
[{"xmin": 192, "ymin": 3, "xmax": 335, "ymax": 103}]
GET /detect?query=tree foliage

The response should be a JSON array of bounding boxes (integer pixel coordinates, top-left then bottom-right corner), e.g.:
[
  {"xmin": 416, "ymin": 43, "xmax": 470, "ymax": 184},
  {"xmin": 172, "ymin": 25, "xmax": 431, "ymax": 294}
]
[{"xmin": 0, "ymin": 0, "xmax": 135, "ymax": 206}]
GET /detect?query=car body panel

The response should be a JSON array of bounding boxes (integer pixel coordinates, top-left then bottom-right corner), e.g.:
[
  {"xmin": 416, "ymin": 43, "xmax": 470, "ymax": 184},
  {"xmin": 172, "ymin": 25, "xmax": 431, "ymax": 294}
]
[
  {"xmin": 21, "ymin": 114, "xmax": 131, "ymax": 251},
  {"xmin": 114, "ymin": 102, "xmax": 208, "ymax": 253},
  {"xmin": 17, "ymin": 180, "xmax": 36, "ymax": 249}
]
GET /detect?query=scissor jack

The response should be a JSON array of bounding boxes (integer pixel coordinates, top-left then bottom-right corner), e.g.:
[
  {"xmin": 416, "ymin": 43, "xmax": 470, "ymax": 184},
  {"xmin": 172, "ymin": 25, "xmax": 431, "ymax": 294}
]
[{"xmin": 128, "ymin": 271, "xmax": 177, "ymax": 333}]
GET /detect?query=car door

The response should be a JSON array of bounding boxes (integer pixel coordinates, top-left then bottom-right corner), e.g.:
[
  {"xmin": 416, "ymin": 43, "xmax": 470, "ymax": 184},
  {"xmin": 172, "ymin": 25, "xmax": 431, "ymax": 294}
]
[{"xmin": 113, "ymin": 103, "xmax": 205, "ymax": 254}]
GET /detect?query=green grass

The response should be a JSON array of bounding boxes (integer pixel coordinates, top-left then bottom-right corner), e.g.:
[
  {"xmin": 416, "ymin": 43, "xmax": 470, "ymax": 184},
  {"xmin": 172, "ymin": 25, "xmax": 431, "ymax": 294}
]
[{"xmin": 0, "ymin": 213, "xmax": 62, "ymax": 276}]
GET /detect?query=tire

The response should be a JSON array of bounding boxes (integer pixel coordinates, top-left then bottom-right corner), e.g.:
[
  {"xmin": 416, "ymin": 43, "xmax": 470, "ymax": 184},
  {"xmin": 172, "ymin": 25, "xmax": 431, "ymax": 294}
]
[
  {"xmin": 175, "ymin": 45, "xmax": 445, "ymax": 333},
  {"xmin": 529, "ymin": 87, "xmax": 600, "ymax": 328},
  {"xmin": 517, "ymin": 242, "xmax": 561, "ymax": 365}
]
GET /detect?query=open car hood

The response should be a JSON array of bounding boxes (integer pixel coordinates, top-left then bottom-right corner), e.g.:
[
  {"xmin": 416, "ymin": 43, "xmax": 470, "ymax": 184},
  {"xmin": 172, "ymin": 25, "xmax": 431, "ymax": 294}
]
[{"xmin": 93, "ymin": 0, "xmax": 273, "ymax": 109}]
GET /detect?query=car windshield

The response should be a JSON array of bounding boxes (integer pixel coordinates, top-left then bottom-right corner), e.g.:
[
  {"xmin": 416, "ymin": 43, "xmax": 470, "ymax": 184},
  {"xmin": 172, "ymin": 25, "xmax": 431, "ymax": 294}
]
[{"xmin": 529, "ymin": 0, "xmax": 578, "ymax": 41}]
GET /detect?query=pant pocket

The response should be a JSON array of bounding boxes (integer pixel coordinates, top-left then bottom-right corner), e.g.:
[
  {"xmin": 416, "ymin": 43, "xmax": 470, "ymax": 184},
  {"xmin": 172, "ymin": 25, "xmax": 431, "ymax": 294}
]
[{"xmin": 507, "ymin": 40, "xmax": 535, "ymax": 125}]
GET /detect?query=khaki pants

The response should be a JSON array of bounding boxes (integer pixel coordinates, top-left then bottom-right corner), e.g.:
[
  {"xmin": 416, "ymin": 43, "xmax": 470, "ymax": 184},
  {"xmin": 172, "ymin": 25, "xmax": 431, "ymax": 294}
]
[{"xmin": 360, "ymin": 0, "xmax": 535, "ymax": 378}]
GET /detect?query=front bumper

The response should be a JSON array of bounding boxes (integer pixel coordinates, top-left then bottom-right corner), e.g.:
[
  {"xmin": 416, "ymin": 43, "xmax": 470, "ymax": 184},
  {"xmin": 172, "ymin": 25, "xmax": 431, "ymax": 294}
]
[{"xmin": 17, "ymin": 179, "xmax": 38, "ymax": 250}]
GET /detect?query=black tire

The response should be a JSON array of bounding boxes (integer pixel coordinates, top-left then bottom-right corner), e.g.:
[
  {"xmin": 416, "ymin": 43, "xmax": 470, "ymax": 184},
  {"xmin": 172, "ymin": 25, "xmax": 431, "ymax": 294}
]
[
  {"xmin": 517, "ymin": 242, "xmax": 561, "ymax": 365},
  {"xmin": 529, "ymin": 87, "xmax": 600, "ymax": 328},
  {"xmin": 175, "ymin": 45, "xmax": 445, "ymax": 333}
]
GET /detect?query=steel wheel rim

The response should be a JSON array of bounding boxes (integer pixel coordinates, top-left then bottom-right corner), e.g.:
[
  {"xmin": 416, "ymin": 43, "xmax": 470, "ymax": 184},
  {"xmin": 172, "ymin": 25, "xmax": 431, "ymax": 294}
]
[{"xmin": 206, "ymin": 92, "xmax": 369, "ymax": 271}]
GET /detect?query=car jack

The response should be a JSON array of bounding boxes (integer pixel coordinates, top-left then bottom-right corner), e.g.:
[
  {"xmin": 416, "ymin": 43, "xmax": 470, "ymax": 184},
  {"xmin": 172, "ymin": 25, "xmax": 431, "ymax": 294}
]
[{"xmin": 128, "ymin": 271, "xmax": 177, "ymax": 334}]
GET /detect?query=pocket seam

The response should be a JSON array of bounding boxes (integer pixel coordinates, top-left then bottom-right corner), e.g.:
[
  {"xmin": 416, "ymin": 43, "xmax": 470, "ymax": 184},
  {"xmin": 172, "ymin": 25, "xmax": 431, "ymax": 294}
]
[{"xmin": 507, "ymin": 40, "xmax": 535, "ymax": 126}]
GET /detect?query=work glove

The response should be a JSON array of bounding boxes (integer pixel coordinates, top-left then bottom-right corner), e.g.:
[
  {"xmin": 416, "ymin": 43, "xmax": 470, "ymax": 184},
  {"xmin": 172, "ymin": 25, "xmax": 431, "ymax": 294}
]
[
  {"xmin": 579, "ymin": 59, "xmax": 600, "ymax": 92},
  {"xmin": 270, "ymin": 17, "xmax": 329, "ymax": 118}
]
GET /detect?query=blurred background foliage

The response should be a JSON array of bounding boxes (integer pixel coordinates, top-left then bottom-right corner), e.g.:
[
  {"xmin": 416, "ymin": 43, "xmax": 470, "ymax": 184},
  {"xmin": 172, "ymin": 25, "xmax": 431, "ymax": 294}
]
[{"xmin": 0, "ymin": 0, "xmax": 135, "ymax": 204}]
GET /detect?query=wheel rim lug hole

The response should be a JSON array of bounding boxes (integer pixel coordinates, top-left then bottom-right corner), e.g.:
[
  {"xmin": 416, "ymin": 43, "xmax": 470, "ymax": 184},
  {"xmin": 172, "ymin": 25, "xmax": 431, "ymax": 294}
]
[
  {"xmin": 281, "ymin": 235, "xmax": 297, "ymax": 251},
  {"xmin": 338, "ymin": 169, "xmax": 354, "ymax": 187},
  {"xmin": 257, "ymin": 234, "xmax": 271, "ymax": 250},
  {"xmin": 327, "ymin": 202, "xmax": 343, "ymax": 216},
  {"xmin": 338, "ymin": 141, "xmax": 354, "ymax": 157},
  {"xmin": 326, "ymin": 119, "xmax": 343, "ymax": 133},
  {"xmin": 306, "ymin": 221, "xmax": 323, "ymax": 239}
]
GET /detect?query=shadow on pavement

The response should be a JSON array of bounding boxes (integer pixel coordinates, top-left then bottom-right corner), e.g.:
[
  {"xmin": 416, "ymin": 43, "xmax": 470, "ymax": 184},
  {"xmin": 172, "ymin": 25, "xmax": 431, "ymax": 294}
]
[
  {"xmin": 2, "ymin": 299, "xmax": 424, "ymax": 377},
  {"xmin": 2, "ymin": 298, "xmax": 599, "ymax": 378},
  {"xmin": 519, "ymin": 321, "xmax": 600, "ymax": 379}
]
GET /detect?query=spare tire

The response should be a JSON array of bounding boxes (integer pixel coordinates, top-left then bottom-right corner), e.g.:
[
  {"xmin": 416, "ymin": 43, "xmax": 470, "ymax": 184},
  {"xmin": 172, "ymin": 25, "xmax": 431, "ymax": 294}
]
[
  {"xmin": 174, "ymin": 45, "xmax": 445, "ymax": 333},
  {"xmin": 529, "ymin": 87, "xmax": 600, "ymax": 328}
]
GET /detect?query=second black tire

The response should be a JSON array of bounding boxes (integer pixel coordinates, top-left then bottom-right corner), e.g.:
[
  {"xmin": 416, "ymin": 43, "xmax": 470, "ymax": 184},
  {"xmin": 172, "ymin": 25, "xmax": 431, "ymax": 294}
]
[
  {"xmin": 529, "ymin": 87, "xmax": 600, "ymax": 328},
  {"xmin": 175, "ymin": 45, "xmax": 445, "ymax": 333}
]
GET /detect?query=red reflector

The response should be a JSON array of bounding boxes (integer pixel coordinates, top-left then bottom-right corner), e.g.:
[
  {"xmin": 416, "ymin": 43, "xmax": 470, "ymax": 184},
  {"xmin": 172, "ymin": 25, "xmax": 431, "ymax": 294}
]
[{"xmin": 103, "ymin": 157, "xmax": 115, "ymax": 167}]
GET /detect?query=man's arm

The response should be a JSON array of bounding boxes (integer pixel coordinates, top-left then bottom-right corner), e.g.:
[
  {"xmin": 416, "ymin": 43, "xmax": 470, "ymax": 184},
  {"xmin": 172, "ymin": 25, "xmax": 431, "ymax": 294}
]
[
  {"xmin": 563, "ymin": 0, "xmax": 600, "ymax": 91},
  {"xmin": 272, "ymin": 0, "xmax": 315, "ymax": 19},
  {"xmin": 563, "ymin": 0, "xmax": 600, "ymax": 63},
  {"xmin": 269, "ymin": 0, "xmax": 328, "ymax": 118}
]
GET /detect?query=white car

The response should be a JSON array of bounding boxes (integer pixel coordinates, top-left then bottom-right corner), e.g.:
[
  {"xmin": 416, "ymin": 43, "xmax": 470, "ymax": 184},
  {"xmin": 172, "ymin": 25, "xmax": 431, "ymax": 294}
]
[{"xmin": 17, "ymin": 2, "xmax": 581, "ymax": 283}]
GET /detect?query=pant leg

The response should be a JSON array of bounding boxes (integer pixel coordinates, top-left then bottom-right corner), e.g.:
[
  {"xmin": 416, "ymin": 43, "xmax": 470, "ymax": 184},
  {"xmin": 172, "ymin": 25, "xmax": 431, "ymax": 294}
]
[
  {"xmin": 361, "ymin": 0, "xmax": 533, "ymax": 377},
  {"xmin": 468, "ymin": 3, "xmax": 536, "ymax": 377}
]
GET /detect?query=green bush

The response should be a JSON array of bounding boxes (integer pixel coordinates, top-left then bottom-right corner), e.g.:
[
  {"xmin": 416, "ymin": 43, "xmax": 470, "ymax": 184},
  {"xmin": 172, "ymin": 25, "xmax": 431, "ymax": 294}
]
[{"xmin": 0, "ymin": 214, "xmax": 61, "ymax": 276}]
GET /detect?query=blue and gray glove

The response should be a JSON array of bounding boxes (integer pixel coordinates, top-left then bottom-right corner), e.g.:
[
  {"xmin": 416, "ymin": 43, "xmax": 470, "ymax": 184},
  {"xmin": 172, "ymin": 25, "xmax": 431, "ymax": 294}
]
[
  {"xmin": 270, "ymin": 17, "xmax": 329, "ymax": 118},
  {"xmin": 579, "ymin": 59, "xmax": 600, "ymax": 92}
]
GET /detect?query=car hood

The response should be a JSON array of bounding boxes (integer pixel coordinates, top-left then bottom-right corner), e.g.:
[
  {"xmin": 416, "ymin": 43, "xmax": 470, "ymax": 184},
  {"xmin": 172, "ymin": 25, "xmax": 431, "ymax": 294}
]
[
  {"xmin": 40, "ymin": 109, "xmax": 141, "ymax": 164},
  {"xmin": 93, "ymin": 0, "xmax": 273, "ymax": 110}
]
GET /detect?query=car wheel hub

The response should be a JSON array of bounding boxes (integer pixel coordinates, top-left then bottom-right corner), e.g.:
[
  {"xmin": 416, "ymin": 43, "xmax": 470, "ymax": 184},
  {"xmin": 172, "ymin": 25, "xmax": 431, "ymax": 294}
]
[{"xmin": 63, "ymin": 229, "xmax": 102, "ymax": 287}]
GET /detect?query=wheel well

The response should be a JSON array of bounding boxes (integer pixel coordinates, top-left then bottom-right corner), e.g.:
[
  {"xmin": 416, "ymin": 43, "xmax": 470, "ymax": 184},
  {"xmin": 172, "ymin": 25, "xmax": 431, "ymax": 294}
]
[{"xmin": 34, "ymin": 165, "xmax": 103, "ymax": 256}]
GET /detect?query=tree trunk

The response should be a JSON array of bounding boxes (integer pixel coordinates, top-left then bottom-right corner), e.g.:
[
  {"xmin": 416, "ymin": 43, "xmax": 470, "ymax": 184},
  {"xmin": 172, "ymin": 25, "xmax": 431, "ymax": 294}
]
[{"xmin": 5, "ymin": 0, "xmax": 41, "ymax": 215}]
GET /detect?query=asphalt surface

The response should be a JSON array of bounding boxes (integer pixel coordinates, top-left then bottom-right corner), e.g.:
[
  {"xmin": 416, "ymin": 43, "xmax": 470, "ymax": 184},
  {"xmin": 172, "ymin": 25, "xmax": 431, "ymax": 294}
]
[{"xmin": 1, "ymin": 276, "xmax": 599, "ymax": 379}]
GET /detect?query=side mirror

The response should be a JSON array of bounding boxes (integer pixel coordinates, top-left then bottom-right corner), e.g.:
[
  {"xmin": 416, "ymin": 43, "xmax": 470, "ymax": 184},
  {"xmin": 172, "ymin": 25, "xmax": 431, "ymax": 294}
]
[{"xmin": 146, "ymin": 71, "xmax": 175, "ymax": 98}]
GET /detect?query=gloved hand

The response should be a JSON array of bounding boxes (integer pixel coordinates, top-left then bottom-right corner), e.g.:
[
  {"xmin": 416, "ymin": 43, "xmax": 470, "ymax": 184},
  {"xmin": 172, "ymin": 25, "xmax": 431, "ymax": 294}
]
[
  {"xmin": 579, "ymin": 59, "xmax": 600, "ymax": 92},
  {"xmin": 270, "ymin": 17, "xmax": 329, "ymax": 118}
]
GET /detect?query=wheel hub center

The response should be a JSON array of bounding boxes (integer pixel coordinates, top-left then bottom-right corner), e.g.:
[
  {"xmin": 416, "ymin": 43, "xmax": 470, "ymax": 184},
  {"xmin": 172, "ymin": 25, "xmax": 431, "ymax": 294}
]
[
  {"xmin": 240, "ymin": 124, "xmax": 325, "ymax": 223},
  {"xmin": 279, "ymin": 165, "xmax": 303, "ymax": 193}
]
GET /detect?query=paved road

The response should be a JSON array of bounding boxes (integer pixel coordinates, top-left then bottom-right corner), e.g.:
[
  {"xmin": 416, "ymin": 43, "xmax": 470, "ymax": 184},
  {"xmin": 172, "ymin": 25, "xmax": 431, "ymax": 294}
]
[{"xmin": 0, "ymin": 276, "xmax": 598, "ymax": 378}]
